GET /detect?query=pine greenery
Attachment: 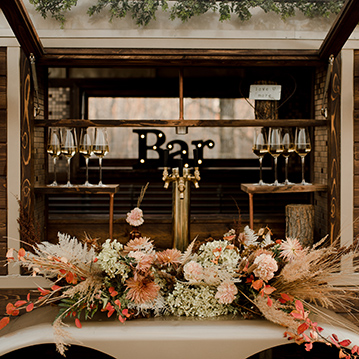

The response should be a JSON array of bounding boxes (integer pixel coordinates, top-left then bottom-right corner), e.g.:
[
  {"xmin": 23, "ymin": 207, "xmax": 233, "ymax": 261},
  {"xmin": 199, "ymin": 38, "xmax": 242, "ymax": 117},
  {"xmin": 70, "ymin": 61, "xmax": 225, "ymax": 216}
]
[{"xmin": 29, "ymin": 0, "xmax": 344, "ymax": 27}]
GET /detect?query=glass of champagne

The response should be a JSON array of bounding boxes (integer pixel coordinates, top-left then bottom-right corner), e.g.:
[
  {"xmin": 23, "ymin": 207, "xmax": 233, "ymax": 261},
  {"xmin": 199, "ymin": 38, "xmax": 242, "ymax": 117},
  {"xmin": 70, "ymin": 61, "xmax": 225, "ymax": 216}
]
[
  {"xmin": 93, "ymin": 127, "xmax": 109, "ymax": 187},
  {"xmin": 47, "ymin": 127, "xmax": 61, "ymax": 186},
  {"xmin": 281, "ymin": 127, "xmax": 295, "ymax": 185},
  {"xmin": 268, "ymin": 127, "xmax": 283, "ymax": 186},
  {"xmin": 79, "ymin": 128, "xmax": 93, "ymax": 186},
  {"xmin": 295, "ymin": 127, "xmax": 312, "ymax": 185},
  {"xmin": 252, "ymin": 127, "xmax": 268, "ymax": 185},
  {"xmin": 61, "ymin": 128, "xmax": 77, "ymax": 187}
]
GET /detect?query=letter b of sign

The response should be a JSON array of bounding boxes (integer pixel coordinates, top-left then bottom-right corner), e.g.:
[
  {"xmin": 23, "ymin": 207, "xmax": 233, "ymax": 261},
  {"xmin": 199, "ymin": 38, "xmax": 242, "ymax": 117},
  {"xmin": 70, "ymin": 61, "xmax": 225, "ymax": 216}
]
[{"xmin": 133, "ymin": 130, "xmax": 166, "ymax": 168}]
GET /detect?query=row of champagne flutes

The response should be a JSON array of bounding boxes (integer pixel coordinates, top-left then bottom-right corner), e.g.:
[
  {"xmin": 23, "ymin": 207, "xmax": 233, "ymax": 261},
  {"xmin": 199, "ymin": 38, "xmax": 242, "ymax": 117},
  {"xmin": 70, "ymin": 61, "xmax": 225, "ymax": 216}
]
[
  {"xmin": 47, "ymin": 127, "xmax": 109, "ymax": 187},
  {"xmin": 252, "ymin": 127, "xmax": 311, "ymax": 186}
]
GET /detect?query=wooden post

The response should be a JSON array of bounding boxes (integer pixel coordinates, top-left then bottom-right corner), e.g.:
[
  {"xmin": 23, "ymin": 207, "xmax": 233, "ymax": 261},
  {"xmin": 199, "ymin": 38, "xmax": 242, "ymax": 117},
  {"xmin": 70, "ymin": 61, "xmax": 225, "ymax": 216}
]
[{"xmin": 285, "ymin": 204, "xmax": 314, "ymax": 247}]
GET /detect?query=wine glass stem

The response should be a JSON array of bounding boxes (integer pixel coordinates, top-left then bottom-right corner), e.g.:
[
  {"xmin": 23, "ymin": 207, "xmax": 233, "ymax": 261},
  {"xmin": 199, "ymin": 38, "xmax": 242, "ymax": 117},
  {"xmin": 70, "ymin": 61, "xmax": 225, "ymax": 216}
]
[
  {"xmin": 99, "ymin": 157, "xmax": 103, "ymax": 185},
  {"xmin": 53, "ymin": 157, "xmax": 57, "ymax": 184},
  {"xmin": 285, "ymin": 157, "xmax": 288, "ymax": 183},
  {"xmin": 67, "ymin": 158, "xmax": 71, "ymax": 185},
  {"xmin": 301, "ymin": 156, "xmax": 305, "ymax": 184},
  {"xmin": 85, "ymin": 157, "xmax": 89, "ymax": 184},
  {"xmin": 259, "ymin": 157, "xmax": 263, "ymax": 185},
  {"xmin": 274, "ymin": 157, "xmax": 278, "ymax": 185}
]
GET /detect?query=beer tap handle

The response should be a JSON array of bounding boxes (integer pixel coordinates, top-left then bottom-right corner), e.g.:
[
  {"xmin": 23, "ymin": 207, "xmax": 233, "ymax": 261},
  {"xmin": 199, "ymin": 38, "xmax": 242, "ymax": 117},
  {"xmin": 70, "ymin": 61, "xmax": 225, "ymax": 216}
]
[{"xmin": 162, "ymin": 149, "xmax": 170, "ymax": 186}]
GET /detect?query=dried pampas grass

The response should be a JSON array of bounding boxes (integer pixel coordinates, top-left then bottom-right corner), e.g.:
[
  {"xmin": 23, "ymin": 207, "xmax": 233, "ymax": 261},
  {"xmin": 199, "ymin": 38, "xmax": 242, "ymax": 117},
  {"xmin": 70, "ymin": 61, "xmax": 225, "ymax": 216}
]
[{"xmin": 272, "ymin": 237, "xmax": 359, "ymax": 318}]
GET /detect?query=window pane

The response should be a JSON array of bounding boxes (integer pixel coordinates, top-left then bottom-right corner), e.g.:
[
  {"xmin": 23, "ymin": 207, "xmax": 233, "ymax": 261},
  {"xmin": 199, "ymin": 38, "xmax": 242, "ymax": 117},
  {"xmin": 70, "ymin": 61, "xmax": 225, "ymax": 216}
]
[{"xmin": 88, "ymin": 97, "xmax": 256, "ymax": 159}]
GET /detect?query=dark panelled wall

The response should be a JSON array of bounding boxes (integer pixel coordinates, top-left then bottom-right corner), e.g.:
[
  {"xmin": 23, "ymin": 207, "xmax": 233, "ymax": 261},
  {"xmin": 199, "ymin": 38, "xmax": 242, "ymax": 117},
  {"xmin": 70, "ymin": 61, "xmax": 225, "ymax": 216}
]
[
  {"xmin": 354, "ymin": 51, "xmax": 359, "ymax": 237},
  {"xmin": 0, "ymin": 48, "xmax": 7, "ymax": 275}
]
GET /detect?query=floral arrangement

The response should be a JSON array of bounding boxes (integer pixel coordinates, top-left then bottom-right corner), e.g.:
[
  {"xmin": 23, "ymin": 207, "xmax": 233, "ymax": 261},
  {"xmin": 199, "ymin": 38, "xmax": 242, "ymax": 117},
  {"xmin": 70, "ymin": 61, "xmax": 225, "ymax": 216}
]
[{"xmin": 2, "ymin": 211, "xmax": 359, "ymax": 358}]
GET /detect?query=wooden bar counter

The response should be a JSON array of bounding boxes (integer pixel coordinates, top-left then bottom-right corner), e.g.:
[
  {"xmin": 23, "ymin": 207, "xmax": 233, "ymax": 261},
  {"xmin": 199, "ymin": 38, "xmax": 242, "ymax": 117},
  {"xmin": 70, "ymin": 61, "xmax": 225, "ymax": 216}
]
[
  {"xmin": 34, "ymin": 184, "xmax": 119, "ymax": 239},
  {"xmin": 240, "ymin": 183, "xmax": 328, "ymax": 229}
]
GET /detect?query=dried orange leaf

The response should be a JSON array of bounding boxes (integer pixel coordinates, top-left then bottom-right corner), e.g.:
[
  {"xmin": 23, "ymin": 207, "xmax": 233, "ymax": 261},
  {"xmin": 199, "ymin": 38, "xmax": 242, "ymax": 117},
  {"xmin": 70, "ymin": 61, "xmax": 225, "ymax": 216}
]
[
  {"xmin": 15, "ymin": 300, "xmax": 27, "ymax": 307},
  {"xmin": 262, "ymin": 285, "xmax": 276, "ymax": 295},
  {"xmin": 18, "ymin": 248, "xmax": 26, "ymax": 257},
  {"xmin": 37, "ymin": 287, "xmax": 50, "ymax": 296},
  {"xmin": 110, "ymin": 290, "xmax": 118, "ymax": 297},
  {"xmin": 122, "ymin": 309, "xmax": 130, "ymax": 318},
  {"xmin": 339, "ymin": 339, "xmax": 351, "ymax": 347},
  {"xmin": 26, "ymin": 303, "xmax": 34, "ymax": 312},
  {"xmin": 252, "ymin": 279, "xmax": 263, "ymax": 291},
  {"xmin": 6, "ymin": 303, "xmax": 15, "ymax": 315},
  {"xmin": 75, "ymin": 318, "xmax": 82, "ymax": 328},
  {"xmin": 0, "ymin": 317, "xmax": 10, "ymax": 330},
  {"xmin": 297, "ymin": 322, "xmax": 309, "ymax": 335},
  {"xmin": 295, "ymin": 300, "xmax": 304, "ymax": 312}
]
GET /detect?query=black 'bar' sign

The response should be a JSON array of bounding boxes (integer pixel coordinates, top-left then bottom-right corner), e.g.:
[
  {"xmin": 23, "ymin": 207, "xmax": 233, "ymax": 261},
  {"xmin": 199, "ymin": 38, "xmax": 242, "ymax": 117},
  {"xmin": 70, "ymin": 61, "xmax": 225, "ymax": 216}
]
[{"xmin": 133, "ymin": 130, "xmax": 215, "ymax": 169}]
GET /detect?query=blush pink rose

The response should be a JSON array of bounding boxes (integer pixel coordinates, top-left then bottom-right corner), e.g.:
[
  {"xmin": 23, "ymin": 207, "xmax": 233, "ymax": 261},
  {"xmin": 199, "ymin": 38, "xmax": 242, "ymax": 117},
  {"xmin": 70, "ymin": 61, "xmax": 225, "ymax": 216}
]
[{"xmin": 126, "ymin": 207, "xmax": 144, "ymax": 227}]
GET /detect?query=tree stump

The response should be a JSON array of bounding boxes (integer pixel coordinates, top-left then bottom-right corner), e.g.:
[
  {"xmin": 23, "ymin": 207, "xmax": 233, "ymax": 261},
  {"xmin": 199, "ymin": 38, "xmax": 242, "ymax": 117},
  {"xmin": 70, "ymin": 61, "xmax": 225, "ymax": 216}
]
[{"xmin": 285, "ymin": 204, "xmax": 314, "ymax": 247}]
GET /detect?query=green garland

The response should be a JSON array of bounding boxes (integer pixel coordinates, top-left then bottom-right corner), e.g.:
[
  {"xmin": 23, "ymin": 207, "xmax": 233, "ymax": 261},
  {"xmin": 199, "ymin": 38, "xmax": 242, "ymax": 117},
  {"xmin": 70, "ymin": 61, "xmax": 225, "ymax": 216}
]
[{"xmin": 29, "ymin": 0, "xmax": 344, "ymax": 27}]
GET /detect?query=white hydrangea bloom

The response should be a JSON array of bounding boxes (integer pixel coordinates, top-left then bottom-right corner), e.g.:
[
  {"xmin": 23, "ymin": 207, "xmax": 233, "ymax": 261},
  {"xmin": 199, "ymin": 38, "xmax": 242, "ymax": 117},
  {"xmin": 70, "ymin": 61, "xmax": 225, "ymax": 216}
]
[
  {"xmin": 97, "ymin": 239, "xmax": 130, "ymax": 280},
  {"xmin": 166, "ymin": 282, "xmax": 235, "ymax": 317},
  {"xmin": 197, "ymin": 240, "xmax": 241, "ymax": 272}
]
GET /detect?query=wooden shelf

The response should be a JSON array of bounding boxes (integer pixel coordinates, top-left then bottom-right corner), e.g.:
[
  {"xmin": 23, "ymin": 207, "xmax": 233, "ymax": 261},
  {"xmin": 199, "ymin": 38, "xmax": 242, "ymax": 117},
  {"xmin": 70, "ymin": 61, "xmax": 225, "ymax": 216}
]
[
  {"xmin": 34, "ymin": 119, "xmax": 328, "ymax": 128},
  {"xmin": 241, "ymin": 183, "xmax": 328, "ymax": 194},
  {"xmin": 34, "ymin": 184, "xmax": 119, "ymax": 195},
  {"xmin": 240, "ymin": 183, "xmax": 327, "ymax": 229},
  {"xmin": 34, "ymin": 184, "xmax": 119, "ymax": 239}
]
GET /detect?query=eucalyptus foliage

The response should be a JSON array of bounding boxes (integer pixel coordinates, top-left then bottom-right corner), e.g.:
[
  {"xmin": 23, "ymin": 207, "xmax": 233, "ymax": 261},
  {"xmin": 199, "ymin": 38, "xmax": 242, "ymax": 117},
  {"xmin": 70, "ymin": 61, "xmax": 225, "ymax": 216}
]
[{"xmin": 29, "ymin": 0, "xmax": 345, "ymax": 27}]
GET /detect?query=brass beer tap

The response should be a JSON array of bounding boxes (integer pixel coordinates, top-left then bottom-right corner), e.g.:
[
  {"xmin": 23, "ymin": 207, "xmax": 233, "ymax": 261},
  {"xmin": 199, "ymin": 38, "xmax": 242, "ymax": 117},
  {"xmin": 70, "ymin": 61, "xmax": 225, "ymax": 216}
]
[{"xmin": 162, "ymin": 150, "xmax": 201, "ymax": 251}]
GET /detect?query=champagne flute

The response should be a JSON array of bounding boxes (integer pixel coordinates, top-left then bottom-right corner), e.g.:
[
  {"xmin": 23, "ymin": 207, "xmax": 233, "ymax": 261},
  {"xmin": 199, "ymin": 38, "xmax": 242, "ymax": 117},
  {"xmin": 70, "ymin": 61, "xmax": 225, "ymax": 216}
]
[
  {"xmin": 79, "ymin": 128, "xmax": 93, "ymax": 186},
  {"xmin": 93, "ymin": 128, "xmax": 109, "ymax": 187},
  {"xmin": 295, "ymin": 127, "xmax": 312, "ymax": 185},
  {"xmin": 281, "ymin": 127, "xmax": 295, "ymax": 185},
  {"xmin": 252, "ymin": 127, "xmax": 268, "ymax": 185},
  {"xmin": 47, "ymin": 127, "xmax": 61, "ymax": 186},
  {"xmin": 61, "ymin": 128, "xmax": 77, "ymax": 187},
  {"xmin": 268, "ymin": 127, "xmax": 283, "ymax": 186}
]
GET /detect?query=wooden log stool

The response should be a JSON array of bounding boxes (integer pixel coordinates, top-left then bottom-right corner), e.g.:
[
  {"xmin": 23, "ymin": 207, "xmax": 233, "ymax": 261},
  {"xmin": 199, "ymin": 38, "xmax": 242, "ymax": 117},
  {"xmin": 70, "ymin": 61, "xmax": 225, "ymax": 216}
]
[{"xmin": 285, "ymin": 204, "xmax": 314, "ymax": 247}]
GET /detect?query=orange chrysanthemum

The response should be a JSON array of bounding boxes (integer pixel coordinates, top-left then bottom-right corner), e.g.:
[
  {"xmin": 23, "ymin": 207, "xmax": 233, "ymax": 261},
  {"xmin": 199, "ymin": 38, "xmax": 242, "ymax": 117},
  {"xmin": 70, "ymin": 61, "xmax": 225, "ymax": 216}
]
[
  {"xmin": 125, "ymin": 275, "xmax": 160, "ymax": 304},
  {"xmin": 156, "ymin": 249, "xmax": 182, "ymax": 267}
]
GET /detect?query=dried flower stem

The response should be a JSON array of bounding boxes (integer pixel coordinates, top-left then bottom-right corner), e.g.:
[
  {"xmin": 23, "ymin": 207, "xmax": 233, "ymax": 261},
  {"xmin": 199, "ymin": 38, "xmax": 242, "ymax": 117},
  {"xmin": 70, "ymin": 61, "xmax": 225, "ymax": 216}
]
[{"xmin": 137, "ymin": 182, "xmax": 149, "ymax": 208}]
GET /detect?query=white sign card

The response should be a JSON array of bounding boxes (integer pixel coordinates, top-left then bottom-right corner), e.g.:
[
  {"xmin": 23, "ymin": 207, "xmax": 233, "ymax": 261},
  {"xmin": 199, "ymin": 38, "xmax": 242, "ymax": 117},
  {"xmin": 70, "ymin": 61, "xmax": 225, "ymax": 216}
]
[{"xmin": 249, "ymin": 85, "xmax": 282, "ymax": 101}]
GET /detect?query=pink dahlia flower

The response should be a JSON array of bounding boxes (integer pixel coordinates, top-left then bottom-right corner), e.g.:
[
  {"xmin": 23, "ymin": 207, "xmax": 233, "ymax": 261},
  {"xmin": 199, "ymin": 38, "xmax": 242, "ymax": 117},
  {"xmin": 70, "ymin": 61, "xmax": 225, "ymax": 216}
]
[
  {"xmin": 215, "ymin": 280, "xmax": 238, "ymax": 304},
  {"xmin": 183, "ymin": 261, "xmax": 204, "ymax": 283}
]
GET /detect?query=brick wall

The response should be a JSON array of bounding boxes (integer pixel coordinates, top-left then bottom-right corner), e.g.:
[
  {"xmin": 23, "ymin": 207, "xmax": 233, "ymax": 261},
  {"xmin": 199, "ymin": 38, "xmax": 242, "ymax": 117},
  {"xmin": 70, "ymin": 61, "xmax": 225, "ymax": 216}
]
[{"xmin": 33, "ymin": 66, "xmax": 46, "ymax": 241}]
